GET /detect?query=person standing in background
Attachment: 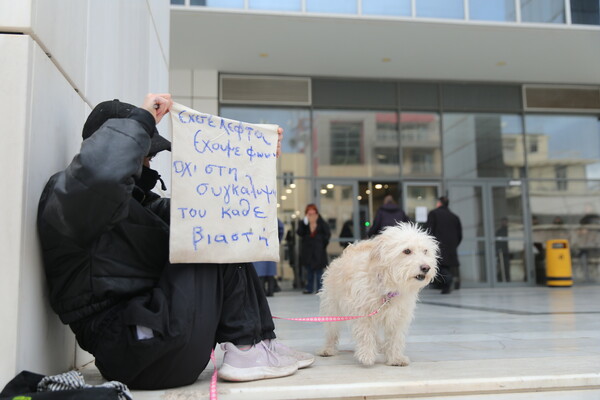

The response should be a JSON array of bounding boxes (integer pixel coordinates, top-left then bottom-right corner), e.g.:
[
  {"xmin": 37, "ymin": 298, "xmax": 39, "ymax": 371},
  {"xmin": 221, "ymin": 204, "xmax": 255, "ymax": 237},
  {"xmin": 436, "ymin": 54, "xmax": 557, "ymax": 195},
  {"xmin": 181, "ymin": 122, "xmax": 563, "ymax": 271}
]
[
  {"xmin": 296, "ymin": 204, "xmax": 331, "ymax": 294},
  {"xmin": 425, "ymin": 196, "xmax": 463, "ymax": 294},
  {"xmin": 368, "ymin": 194, "xmax": 410, "ymax": 237}
]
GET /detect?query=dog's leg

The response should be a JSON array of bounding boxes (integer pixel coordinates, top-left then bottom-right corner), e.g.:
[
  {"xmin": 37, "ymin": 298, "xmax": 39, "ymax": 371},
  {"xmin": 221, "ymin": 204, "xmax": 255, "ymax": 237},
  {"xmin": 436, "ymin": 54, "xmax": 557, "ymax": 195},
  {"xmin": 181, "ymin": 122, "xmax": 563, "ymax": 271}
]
[
  {"xmin": 352, "ymin": 319, "xmax": 378, "ymax": 366},
  {"xmin": 317, "ymin": 321, "xmax": 340, "ymax": 357},
  {"xmin": 383, "ymin": 313, "xmax": 412, "ymax": 366}
]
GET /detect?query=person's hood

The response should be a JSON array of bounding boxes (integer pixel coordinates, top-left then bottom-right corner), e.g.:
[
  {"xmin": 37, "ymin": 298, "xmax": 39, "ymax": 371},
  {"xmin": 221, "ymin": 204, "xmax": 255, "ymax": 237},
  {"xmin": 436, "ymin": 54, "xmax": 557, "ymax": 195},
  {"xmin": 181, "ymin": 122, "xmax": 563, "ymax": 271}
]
[
  {"xmin": 380, "ymin": 203, "xmax": 401, "ymax": 212},
  {"xmin": 82, "ymin": 99, "xmax": 171, "ymax": 156}
]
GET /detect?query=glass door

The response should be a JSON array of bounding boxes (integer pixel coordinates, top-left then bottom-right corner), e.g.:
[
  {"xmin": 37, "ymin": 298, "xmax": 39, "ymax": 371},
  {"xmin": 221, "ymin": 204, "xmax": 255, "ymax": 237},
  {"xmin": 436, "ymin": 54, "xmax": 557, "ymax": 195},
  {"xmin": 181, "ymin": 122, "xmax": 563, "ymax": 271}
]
[
  {"xmin": 447, "ymin": 181, "xmax": 530, "ymax": 287},
  {"xmin": 447, "ymin": 183, "xmax": 488, "ymax": 286},
  {"xmin": 403, "ymin": 182, "xmax": 441, "ymax": 227},
  {"xmin": 315, "ymin": 180, "xmax": 360, "ymax": 261},
  {"xmin": 489, "ymin": 181, "xmax": 528, "ymax": 284}
]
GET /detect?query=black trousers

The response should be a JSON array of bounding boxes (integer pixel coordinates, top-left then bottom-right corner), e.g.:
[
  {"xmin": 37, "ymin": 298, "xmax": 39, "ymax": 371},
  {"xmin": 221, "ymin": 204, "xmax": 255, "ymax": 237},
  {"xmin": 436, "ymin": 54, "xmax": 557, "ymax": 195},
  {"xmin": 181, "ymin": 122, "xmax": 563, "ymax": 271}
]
[
  {"xmin": 72, "ymin": 263, "xmax": 275, "ymax": 390},
  {"xmin": 438, "ymin": 264, "xmax": 454, "ymax": 292}
]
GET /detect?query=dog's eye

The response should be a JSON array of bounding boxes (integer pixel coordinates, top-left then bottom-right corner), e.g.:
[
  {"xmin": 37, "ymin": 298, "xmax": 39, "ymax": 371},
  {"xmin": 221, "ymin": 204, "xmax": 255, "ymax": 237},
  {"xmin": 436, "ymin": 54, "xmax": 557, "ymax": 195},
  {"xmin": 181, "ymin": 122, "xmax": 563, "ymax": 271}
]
[
  {"xmin": 403, "ymin": 249, "xmax": 412, "ymax": 255},
  {"xmin": 424, "ymin": 249, "xmax": 428, "ymax": 254}
]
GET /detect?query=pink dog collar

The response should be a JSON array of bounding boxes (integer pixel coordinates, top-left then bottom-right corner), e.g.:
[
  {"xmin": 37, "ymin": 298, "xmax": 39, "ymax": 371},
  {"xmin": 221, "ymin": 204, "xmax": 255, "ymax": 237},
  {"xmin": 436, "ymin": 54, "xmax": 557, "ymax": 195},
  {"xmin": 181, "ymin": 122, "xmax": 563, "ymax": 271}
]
[{"xmin": 385, "ymin": 291, "xmax": 399, "ymax": 300}]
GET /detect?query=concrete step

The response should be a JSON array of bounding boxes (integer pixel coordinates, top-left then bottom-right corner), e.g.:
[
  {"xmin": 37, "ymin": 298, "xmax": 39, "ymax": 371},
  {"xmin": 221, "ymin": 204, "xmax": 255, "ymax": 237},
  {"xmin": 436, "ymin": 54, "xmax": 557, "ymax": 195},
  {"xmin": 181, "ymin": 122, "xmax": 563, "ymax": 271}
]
[{"xmin": 82, "ymin": 353, "xmax": 600, "ymax": 400}]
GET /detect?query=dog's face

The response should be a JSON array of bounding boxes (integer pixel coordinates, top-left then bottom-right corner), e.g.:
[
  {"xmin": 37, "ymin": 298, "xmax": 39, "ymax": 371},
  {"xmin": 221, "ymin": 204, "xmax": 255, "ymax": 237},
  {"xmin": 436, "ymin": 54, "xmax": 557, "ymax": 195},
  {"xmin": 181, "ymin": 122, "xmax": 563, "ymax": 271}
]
[{"xmin": 370, "ymin": 223, "xmax": 439, "ymax": 290}]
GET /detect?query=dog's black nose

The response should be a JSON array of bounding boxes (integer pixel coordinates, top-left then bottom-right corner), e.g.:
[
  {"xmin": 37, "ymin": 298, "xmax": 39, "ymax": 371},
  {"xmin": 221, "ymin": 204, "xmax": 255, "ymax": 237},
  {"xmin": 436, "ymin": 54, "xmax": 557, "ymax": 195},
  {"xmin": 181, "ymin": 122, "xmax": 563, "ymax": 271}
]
[{"xmin": 420, "ymin": 265, "xmax": 430, "ymax": 273}]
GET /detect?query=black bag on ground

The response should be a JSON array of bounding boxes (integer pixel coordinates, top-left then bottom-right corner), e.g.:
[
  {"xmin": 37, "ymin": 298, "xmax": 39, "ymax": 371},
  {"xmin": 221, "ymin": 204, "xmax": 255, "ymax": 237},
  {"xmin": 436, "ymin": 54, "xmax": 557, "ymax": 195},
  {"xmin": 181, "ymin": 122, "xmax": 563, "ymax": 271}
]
[{"xmin": 1, "ymin": 371, "xmax": 122, "ymax": 400}]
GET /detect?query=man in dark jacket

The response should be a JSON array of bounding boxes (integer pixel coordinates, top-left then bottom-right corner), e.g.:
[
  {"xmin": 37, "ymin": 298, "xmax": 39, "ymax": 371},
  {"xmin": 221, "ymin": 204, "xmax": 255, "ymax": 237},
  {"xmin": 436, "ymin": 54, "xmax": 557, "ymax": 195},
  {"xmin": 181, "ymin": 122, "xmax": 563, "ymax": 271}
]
[
  {"xmin": 425, "ymin": 196, "xmax": 463, "ymax": 294},
  {"xmin": 37, "ymin": 94, "xmax": 312, "ymax": 389},
  {"xmin": 368, "ymin": 194, "xmax": 410, "ymax": 237}
]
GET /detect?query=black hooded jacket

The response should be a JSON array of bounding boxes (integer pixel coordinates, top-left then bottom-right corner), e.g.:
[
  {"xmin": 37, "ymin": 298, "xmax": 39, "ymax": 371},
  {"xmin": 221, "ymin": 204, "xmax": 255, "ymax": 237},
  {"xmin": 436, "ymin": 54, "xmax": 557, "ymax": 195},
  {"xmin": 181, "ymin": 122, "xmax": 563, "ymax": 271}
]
[
  {"xmin": 37, "ymin": 108, "xmax": 170, "ymax": 324},
  {"xmin": 368, "ymin": 202, "xmax": 410, "ymax": 237}
]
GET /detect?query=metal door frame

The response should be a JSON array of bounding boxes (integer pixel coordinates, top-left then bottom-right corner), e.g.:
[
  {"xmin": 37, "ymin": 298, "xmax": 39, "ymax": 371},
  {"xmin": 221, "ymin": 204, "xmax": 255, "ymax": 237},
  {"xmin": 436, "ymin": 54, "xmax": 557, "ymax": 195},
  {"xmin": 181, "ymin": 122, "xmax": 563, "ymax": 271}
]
[
  {"xmin": 447, "ymin": 179, "xmax": 532, "ymax": 288},
  {"xmin": 315, "ymin": 179, "xmax": 360, "ymax": 247},
  {"xmin": 402, "ymin": 181, "xmax": 442, "ymax": 223}
]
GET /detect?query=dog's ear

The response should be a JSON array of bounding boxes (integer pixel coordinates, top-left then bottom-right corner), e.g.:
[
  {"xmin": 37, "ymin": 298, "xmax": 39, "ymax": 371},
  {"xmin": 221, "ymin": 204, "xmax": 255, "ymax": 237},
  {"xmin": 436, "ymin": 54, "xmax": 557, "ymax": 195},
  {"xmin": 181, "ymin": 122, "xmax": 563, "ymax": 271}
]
[{"xmin": 370, "ymin": 235, "xmax": 398, "ymax": 267}]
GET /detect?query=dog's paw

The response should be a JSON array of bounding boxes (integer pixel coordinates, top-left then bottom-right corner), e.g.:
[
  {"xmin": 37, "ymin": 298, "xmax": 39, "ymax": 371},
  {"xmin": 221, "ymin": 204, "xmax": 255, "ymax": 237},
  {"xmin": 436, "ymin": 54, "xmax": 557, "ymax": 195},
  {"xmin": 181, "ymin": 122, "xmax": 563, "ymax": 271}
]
[
  {"xmin": 317, "ymin": 347, "xmax": 338, "ymax": 357},
  {"xmin": 386, "ymin": 355, "xmax": 410, "ymax": 367},
  {"xmin": 355, "ymin": 350, "xmax": 376, "ymax": 366}
]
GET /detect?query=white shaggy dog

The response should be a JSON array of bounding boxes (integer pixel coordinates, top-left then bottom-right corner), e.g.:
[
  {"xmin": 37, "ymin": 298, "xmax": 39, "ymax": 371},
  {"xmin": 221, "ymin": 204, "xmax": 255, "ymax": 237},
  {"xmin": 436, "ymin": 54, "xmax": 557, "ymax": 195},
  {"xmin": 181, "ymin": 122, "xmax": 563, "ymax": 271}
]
[{"xmin": 318, "ymin": 223, "xmax": 438, "ymax": 366}]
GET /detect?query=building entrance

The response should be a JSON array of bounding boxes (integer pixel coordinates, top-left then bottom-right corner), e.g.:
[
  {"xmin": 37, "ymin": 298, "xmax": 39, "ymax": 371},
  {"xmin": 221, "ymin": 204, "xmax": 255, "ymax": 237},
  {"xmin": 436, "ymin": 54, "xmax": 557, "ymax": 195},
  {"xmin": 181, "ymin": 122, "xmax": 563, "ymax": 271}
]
[
  {"xmin": 315, "ymin": 180, "xmax": 360, "ymax": 261},
  {"xmin": 447, "ymin": 180, "xmax": 532, "ymax": 287}
]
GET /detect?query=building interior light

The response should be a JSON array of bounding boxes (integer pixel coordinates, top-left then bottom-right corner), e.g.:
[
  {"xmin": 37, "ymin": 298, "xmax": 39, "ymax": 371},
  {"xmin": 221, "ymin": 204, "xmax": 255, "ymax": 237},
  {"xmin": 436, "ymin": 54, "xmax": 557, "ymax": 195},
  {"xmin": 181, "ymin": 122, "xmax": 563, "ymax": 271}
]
[{"xmin": 375, "ymin": 184, "xmax": 383, "ymax": 189}]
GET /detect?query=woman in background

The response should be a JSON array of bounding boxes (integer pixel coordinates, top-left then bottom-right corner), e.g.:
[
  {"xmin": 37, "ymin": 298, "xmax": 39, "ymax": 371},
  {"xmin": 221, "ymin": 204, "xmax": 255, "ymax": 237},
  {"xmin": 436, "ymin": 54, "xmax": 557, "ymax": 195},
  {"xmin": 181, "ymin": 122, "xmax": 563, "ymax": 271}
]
[{"xmin": 296, "ymin": 204, "xmax": 331, "ymax": 294}]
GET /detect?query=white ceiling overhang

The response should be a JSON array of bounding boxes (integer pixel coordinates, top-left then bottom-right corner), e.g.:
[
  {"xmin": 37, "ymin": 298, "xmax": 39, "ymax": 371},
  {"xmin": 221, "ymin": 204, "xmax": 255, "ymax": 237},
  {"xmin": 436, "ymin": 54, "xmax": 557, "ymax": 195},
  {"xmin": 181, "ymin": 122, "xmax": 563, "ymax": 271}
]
[{"xmin": 170, "ymin": 8, "xmax": 600, "ymax": 85}]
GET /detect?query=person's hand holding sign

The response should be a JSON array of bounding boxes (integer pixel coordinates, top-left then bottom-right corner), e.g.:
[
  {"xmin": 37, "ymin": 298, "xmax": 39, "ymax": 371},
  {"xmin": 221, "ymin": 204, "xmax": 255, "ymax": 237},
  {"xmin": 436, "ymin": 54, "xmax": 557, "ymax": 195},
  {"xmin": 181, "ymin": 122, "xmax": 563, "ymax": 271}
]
[{"xmin": 141, "ymin": 93, "xmax": 173, "ymax": 124}]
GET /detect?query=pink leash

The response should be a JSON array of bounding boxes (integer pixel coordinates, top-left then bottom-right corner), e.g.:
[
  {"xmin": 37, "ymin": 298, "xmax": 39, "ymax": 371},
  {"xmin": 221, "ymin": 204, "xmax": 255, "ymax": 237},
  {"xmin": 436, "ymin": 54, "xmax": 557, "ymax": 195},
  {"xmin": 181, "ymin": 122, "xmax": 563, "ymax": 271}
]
[
  {"xmin": 208, "ymin": 292, "xmax": 399, "ymax": 400},
  {"xmin": 273, "ymin": 291, "xmax": 399, "ymax": 322}
]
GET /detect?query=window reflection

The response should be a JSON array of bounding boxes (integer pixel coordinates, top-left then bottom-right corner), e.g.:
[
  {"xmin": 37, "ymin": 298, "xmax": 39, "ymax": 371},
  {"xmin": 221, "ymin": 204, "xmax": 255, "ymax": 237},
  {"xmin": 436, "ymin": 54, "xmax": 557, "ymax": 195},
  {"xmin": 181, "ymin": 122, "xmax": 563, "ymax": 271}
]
[
  {"xmin": 521, "ymin": 0, "xmax": 565, "ymax": 23},
  {"xmin": 191, "ymin": 0, "xmax": 243, "ymax": 7},
  {"xmin": 525, "ymin": 115, "xmax": 600, "ymax": 180},
  {"xmin": 306, "ymin": 0, "xmax": 357, "ymax": 14},
  {"xmin": 362, "ymin": 0, "xmax": 411, "ymax": 16},
  {"xmin": 313, "ymin": 110, "xmax": 400, "ymax": 178},
  {"xmin": 416, "ymin": 0, "xmax": 464, "ymax": 19},
  {"xmin": 249, "ymin": 0, "xmax": 301, "ymax": 11},
  {"xmin": 401, "ymin": 112, "xmax": 441, "ymax": 177},
  {"xmin": 571, "ymin": 0, "xmax": 600, "ymax": 25},
  {"xmin": 443, "ymin": 113, "xmax": 523, "ymax": 178},
  {"xmin": 526, "ymin": 115, "xmax": 600, "ymax": 284},
  {"xmin": 469, "ymin": 0, "xmax": 515, "ymax": 22},
  {"xmin": 529, "ymin": 181, "xmax": 600, "ymax": 283}
]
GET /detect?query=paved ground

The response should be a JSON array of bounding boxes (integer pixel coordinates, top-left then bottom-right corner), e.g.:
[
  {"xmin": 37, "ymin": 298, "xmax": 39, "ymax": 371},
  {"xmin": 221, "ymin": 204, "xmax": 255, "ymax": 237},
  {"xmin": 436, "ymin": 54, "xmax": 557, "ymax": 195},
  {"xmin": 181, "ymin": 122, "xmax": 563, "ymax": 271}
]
[{"xmin": 83, "ymin": 285, "xmax": 600, "ymax": 399}]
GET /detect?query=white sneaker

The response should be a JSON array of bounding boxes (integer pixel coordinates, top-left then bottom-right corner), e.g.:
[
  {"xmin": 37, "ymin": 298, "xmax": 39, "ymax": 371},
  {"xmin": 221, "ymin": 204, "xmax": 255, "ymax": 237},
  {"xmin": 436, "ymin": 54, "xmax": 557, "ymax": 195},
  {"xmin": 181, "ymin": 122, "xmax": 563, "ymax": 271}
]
[
  {"xmin": 266, "ymin": 339, "xmax": 315, "ymax": 369},
  {"xmin": 218, "ymin": 341, "xmax": 299, "ymax": 382}
]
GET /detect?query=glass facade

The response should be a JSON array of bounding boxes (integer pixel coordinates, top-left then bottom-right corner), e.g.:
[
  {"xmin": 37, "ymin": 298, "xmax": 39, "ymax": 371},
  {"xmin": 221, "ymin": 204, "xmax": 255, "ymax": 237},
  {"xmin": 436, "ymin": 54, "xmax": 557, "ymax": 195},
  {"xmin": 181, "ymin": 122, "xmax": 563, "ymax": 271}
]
[
  {"xmin": 192, "ymin": 0, "xmax": 243, "ymax": 7},
  {"xmin": 416, "ymin": 0, "xmax": 464, "ymax": 19},
  {"xmin": 443, "ymin": 114, "xmax": 523, "ymax": 179},
  {"xmin": 306, "ymin": 0, "xmax": 357, "ymax": 14},
  {"xmin": 312, "ymin": 110, "xmax": 400, "ymax": 178},
  {"xmin": 571, "ymin": 0, "xmax": 600, "ymax": 25},
  {"xmin": 401, "ymin": 113, "xmax": 441, "ymax": 177},
  {"xmin": 469, "ymin": 0, "xmax": 516, "ymax": 22},
  {"xmin": 526, "ymin": 115, "xmax": 600, "ymax": 283},
  {"xmin": 249, "ymin": 0, "xmax": 301, "ymax": 11},
  {"xmin": 362, "ymin": 0, "xmax": 411, "ymax": 17},
  {"xmin": 219, "ymin": 80, "xmax": 600, "ymax": 287},
  {"xmin": 173, "ymin": 0, "xmax": 600, "ymax": 26},
  {"xmin": 520, "ymin": 0, "xmax": 565, "ymax": 23}
]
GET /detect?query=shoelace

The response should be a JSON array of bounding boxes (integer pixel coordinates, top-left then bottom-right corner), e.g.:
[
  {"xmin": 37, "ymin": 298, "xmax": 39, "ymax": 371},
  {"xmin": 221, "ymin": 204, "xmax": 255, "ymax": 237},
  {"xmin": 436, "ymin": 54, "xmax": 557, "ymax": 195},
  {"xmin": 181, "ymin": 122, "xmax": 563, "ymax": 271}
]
[{"xmin": 259, "ymin": 340, "xmax": 285, "ymax": 367}]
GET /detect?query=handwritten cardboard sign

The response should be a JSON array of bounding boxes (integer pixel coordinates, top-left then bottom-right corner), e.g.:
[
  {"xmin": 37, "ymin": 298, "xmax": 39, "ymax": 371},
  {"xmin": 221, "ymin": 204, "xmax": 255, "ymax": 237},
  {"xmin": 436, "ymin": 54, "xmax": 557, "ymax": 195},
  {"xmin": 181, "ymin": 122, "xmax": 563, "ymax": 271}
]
[{"xmin": 169, "ymin": 102, "xmax": 280, "ymax": 264}]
